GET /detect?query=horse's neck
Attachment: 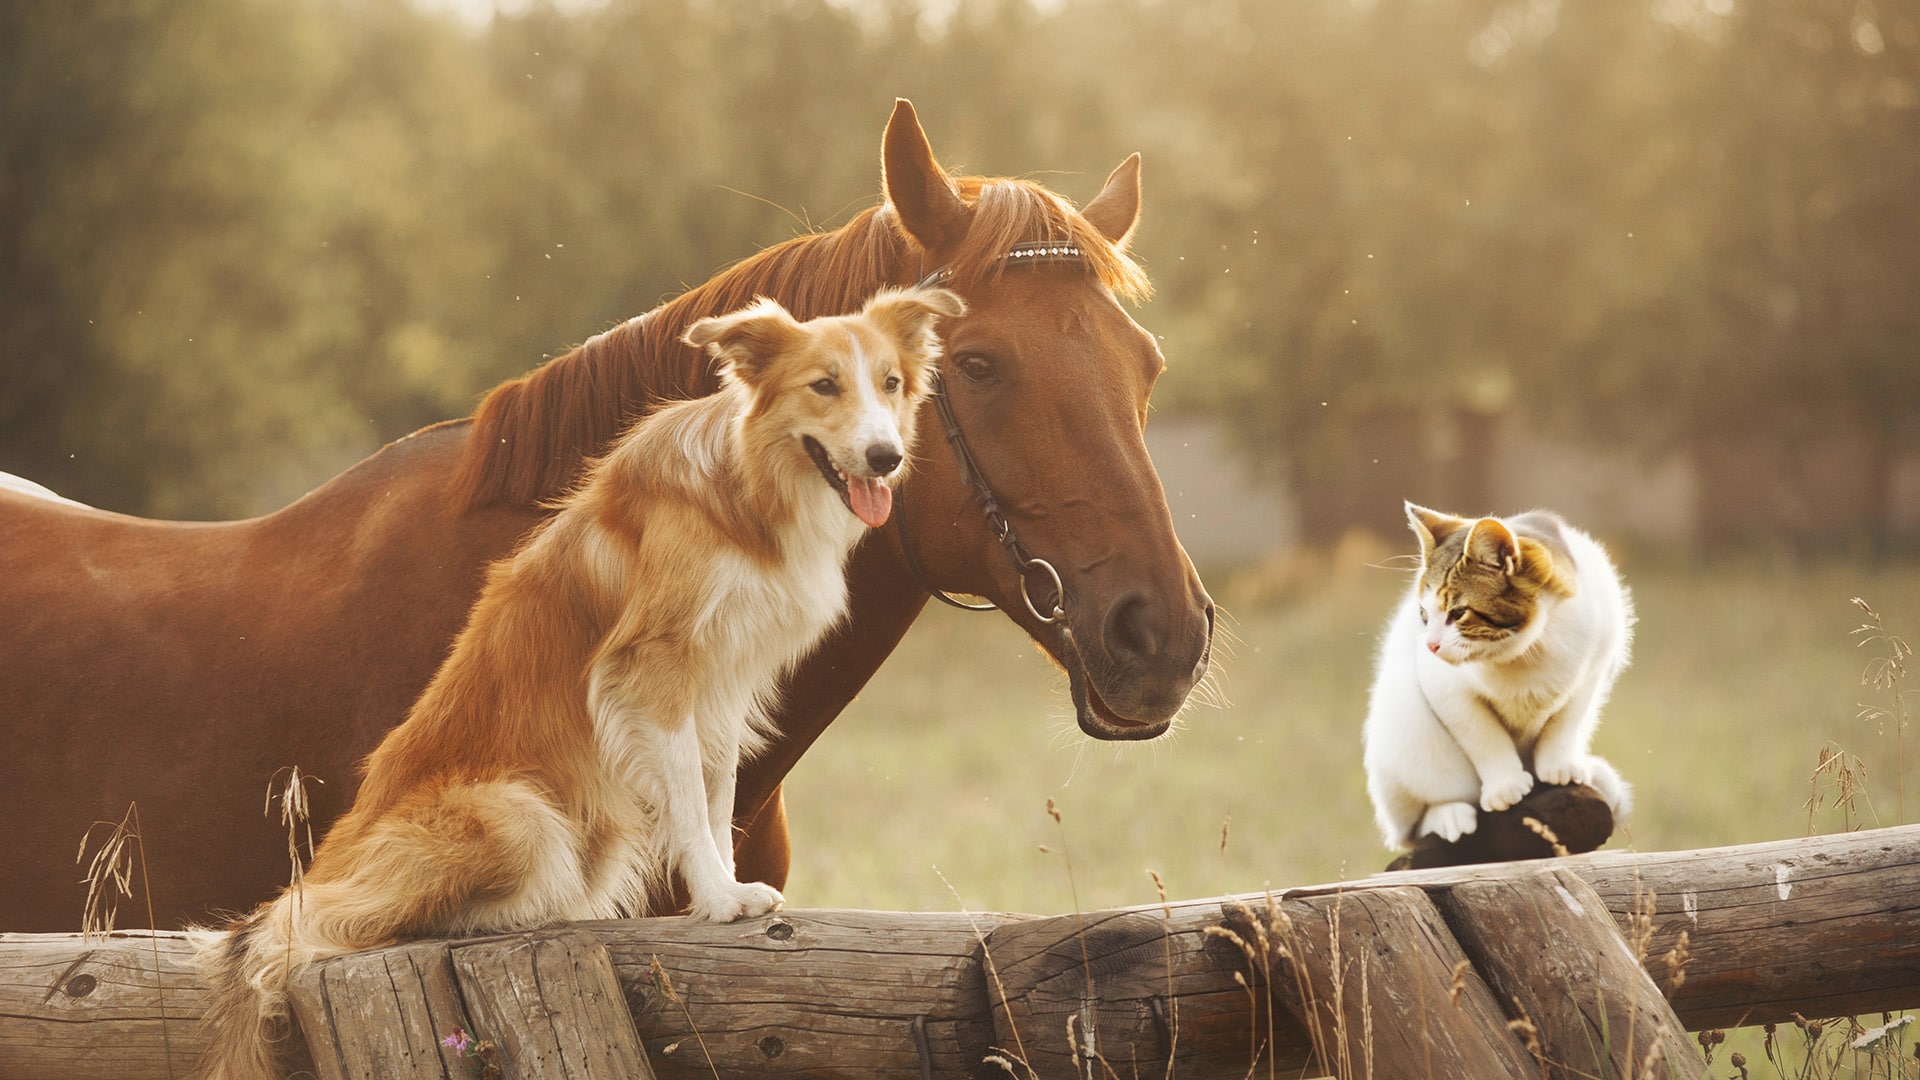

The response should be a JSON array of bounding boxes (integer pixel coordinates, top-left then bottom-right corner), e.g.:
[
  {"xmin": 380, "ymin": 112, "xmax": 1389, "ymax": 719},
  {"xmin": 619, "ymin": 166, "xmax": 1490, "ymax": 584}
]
[{"xmin": 276, "ymin": 420, "xmax": 545, "ymax": 580}]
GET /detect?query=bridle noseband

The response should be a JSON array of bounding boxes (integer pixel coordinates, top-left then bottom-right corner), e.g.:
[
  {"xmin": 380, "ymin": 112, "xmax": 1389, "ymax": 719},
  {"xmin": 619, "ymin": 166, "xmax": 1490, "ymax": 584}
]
[{"xmin": 895, "ymin": 241, "xmax": 1086, "ymax": 626}]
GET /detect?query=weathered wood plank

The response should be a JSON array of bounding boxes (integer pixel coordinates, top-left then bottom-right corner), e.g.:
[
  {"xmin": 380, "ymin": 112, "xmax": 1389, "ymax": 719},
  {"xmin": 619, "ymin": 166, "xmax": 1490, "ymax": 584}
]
[
  {"xmin": 286, "ymin": 939, "xmax": 471, "ymax": 1080},
  {"xmin": 450, "ymin": 929, "xmax": 653, "ymax": 1080},
  {"xmin": 1438, "ymin": 868, "xmax": 1706, "ymax": 1080},
  {"xmin": 598, "ymin": 909, "xmax": 1024, "ymax": 1080},
  {"xmin": 3, "ymin": 826, "xmax": 1916, "ymax": 1080},
  {"xmin": 990, "ymin": 887, "xmax": 1537, "ymax": 1079},
  {"xmin": 0, "ymin": 930, "xmax": 204, "ymax": 1080},
  {"xmin": 1378, "ymin": 825, "xmax": 1920, "ymax": 1028}
]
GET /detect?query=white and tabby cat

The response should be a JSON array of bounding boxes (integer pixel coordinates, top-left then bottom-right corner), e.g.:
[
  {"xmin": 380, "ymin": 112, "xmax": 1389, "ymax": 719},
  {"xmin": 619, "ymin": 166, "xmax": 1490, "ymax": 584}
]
[{"xmin": 1364, "ymin": 502, "xmax": 1634, "ymax": 851}]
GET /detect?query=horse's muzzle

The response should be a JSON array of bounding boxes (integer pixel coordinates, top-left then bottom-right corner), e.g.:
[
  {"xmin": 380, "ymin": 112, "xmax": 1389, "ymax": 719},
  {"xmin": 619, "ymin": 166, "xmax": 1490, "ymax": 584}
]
[{"xmin": 1070, "ymin": 599, "xmax": 1214, "ymax": 740}]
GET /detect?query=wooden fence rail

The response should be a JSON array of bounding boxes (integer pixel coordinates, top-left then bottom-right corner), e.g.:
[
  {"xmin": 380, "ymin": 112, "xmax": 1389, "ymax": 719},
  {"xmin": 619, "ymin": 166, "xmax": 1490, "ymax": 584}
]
[{"xmin": 4, "ymin": 825, "xmax": 1917, "ymax": 1079}]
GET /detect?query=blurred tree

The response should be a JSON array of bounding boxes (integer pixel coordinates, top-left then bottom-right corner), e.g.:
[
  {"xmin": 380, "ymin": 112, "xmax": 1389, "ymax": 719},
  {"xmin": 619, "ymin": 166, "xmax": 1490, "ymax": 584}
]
[{"xmin": 3, "ymin": 0, "xmax": 1915, "ymax": 548}]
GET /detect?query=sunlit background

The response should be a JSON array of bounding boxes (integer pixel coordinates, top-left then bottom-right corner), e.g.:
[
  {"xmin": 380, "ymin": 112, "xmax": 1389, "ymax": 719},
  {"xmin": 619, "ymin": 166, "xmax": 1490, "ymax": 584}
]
[{"xmin": 5, "ymin": 0, "xmax": 1919, "ymax": 926}]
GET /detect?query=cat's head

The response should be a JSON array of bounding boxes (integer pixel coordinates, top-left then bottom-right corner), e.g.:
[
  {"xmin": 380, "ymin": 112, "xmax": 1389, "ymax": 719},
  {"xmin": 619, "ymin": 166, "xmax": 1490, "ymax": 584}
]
[{"xmin": 1405, "ymin": 501, "xmax": 1576, "ymax": 665}]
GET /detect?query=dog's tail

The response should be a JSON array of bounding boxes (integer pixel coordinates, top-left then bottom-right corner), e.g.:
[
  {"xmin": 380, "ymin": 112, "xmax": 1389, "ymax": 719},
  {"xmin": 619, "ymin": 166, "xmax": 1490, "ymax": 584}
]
[{"xmin": 193, "ymin": 887, "xmax": 346, "ymax": 1080}]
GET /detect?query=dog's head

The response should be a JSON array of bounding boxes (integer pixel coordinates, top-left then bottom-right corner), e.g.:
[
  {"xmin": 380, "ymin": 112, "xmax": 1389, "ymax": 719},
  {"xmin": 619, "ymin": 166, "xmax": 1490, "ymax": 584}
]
[{"xmin": 682, "ymin": 286, "xmax": 965, "ymax": 527}]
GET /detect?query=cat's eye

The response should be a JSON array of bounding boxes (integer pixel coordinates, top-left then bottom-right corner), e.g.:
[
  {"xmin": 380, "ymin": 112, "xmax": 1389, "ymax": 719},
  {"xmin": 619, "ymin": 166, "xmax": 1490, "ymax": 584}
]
[
  {"xmin": 810, "ymin": 378, "xmax": 840, "ymax": 396},
  {"xmin": 1417, "ymin": 609, "xmax": 1429, "ymax": 625},
  {"xmin": 1447, "ymin": 607, "xmax": 1468, "ymax": 625}
]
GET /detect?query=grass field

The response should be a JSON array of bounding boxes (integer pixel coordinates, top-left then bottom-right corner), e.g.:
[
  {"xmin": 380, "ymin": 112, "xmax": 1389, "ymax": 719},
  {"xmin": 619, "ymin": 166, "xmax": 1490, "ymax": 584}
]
[
  {"xmin": 782, "ymin": 549, "xmax": 1920, "ymax": 917},
  {"xmin": 783, "ymin": 548, "xmax": 1920, "ymax": 1075}
]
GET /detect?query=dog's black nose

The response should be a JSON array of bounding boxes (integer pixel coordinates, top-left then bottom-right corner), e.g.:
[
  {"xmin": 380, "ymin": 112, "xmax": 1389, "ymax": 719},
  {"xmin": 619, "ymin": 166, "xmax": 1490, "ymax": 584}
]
[{"xmin": 866, "ymin": 444, "xmax": 903, "ymax": 476}]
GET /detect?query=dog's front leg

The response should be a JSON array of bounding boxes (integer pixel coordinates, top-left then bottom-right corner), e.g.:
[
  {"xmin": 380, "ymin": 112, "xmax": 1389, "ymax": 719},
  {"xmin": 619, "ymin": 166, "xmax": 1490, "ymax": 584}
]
[
  {"xmin": 705, "ymin": 735, "xmax": 742, "ymax": 880},
  {"xmin": 642, "ymin": 718, "xmax": 784, "ymax": 923}
]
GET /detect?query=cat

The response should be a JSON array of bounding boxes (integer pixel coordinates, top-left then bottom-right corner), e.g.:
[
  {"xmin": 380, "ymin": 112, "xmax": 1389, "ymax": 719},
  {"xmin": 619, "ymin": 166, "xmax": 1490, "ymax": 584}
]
[{"xmin": 1363, "ymin": 501, "xmax": 1634, "ymax": 851}]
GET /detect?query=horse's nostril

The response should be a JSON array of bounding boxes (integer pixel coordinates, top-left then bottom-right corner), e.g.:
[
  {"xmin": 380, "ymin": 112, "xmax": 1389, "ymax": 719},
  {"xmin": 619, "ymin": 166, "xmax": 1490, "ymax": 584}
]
[
  {"xmin": 1104, "ymin": 594, "xmax": 1161, "ymax": 661},
  {"xmin": 866, "ymin": 444, "xmax": 903, "ymax": 476}
]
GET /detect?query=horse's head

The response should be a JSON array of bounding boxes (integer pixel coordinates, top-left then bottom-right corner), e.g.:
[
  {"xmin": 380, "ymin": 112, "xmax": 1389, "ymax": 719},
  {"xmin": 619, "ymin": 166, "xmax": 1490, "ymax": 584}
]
[{"xmin": 880, "ymin": 101, "xmax": 1214, "ymax": 740}]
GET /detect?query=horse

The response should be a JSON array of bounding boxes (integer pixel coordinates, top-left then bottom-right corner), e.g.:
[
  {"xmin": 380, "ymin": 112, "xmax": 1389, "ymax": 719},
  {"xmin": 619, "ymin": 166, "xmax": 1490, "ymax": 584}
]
[{"xmin": 0, "ymin": 100, "xmax": 1215, "ymax": 931}]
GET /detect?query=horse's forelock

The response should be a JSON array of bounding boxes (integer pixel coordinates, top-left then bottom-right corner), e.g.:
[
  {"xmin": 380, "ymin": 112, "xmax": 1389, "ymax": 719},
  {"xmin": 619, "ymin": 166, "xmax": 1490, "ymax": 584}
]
[{"xmin": 941, "ymin": 178, "xmax": 1151, "ymax": 304}]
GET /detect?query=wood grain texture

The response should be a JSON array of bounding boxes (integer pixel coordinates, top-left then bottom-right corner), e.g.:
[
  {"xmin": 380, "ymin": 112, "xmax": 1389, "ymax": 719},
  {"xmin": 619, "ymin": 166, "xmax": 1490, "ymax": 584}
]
[
  {"xmin": 1437, "ymin": 868, "xmax": 1706, "ymax": 1080},
  {"xmin": 990, "ymin": 888, "xmax": 1538, "ymax": 1079},
  {"xmin": 4, "ymin": 826, "xmax": 1916, "ymax": 1079},
  {"xmin": 598, "ymin": 909, "xmax": 1022, "ymax": 1080},
  {"xmin": 286, "ymin": 939, "xmax": 472, "ymax": 1080},
  {"xmin": 450, "ymin": 930, "xmax": 653, "ymax": 1080},
  {"xmin": 1378, "ymin": 825, "xmax": 1920, "ymax": 1028},
  {"xmin": 0, "ymin": 930, "xmax": 204, "ymax": 1080}
]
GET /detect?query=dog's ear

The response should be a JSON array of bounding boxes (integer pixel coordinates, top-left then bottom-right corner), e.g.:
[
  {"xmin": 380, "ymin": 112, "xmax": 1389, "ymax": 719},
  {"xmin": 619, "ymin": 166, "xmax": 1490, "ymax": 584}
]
[
  {"xmin": 682, "ymin": 297, "xmax": 803, "ymax": 386},
  {"xmin": 861, "ymin": 286, "xmax": 966, "ymax": 395}
]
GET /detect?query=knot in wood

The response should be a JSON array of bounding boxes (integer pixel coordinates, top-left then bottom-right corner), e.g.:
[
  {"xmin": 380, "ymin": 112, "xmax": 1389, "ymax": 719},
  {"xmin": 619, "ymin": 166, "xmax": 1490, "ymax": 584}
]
[
  {"xmin": 63, "ymin": 973, "xmax": 97, "ymax": 998},
  {"xmin": 765, "ymin": 918, "xmax": 795, "ymax": 941},
  {"xmin": 757, "ymin": 1035, "xmax": 786, "ymax": 1059}
]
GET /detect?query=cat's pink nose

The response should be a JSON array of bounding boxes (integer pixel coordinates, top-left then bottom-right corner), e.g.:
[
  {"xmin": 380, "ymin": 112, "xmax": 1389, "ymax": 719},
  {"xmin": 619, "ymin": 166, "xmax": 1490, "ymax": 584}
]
[{"xmin": 1426, "ymin": 640, "xmax": 1441, "ymax": 654}]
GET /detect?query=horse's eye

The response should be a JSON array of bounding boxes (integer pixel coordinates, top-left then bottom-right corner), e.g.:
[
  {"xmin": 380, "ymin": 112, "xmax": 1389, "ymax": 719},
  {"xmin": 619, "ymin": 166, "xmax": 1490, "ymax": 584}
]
[
  {"xmin": 883, "ymin": 374, "xmax": 901, "ymax": 393},
  {"xmin": 953, "ymin": 354, "xmax": 998, "ymax": 384},
  {"xmin": 811, "ymin": 378, "xmax": 839, "ymax": 396}
]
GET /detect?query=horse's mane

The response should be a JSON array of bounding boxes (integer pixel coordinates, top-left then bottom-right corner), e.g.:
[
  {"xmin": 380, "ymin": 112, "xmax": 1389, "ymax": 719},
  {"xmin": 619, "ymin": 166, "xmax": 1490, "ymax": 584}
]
[{"xmin": 453, "ymin": 175, "xmax": 1150, "ymax": 511}]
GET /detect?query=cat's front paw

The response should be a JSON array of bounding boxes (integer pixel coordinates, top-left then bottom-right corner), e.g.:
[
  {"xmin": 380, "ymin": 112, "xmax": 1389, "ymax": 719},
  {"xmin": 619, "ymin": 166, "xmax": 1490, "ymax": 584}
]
[
  {"xmin": 1480, "ymin": 770, "xmax": 1535, "ymax": 812},
  {"xmin": 1418, "ymin": 801, "xmax": 1479, "ymax": 843},
  {"xmin": 686, "ymin": 881, "xmax": 785, "ymax": 923},
  {"xmin": 1533, "ymin": 752, "xmax": 1595, "ymax": 788}
]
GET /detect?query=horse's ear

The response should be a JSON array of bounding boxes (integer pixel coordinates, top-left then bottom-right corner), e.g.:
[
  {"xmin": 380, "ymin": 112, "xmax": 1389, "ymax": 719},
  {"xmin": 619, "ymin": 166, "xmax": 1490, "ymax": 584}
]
[
  {"xmin": 1081, "ymin": 153, "xmax": 1142, "ymax": 248},
  {"xmin": 682, "ymin": 298, "xmax": 802, "ymax": 387},
  {"xmin": 883, "ymin": 99, "xmax": 970, "ymax": 256}
]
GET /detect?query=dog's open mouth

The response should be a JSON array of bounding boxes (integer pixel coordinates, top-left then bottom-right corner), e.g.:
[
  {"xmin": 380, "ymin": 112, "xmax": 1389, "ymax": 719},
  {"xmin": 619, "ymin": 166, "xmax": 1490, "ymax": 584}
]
[{"xmin": 803, "ymin": 436, "xmax": 893, "ymax": 528}]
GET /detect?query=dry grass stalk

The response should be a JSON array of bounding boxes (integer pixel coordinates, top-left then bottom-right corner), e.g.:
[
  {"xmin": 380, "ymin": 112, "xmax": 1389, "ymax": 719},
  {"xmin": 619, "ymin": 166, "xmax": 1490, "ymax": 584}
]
[
  {"xmin": 1521, "ymin": 816, "xmax": 1571, "ymax": 858},
  {"xmin": 936, "ymin": 866, "xmax": 1036, "ymax": 1079},
  {"xmin": 1506, "ymin": 999, "xmax": 1547, "ymax": 1074},
  {"xmin": 74, "ymin": 801, "xmax": 173, "ymax": 1077},
  {"xmin": 265, "ymin": 765, "xmax": 321, "ymax": 892},
  {"xmin": 1447, "ymin": 959, "xmax": 1471, "ymax": 1008},
  {"xmin": 1852, "ymin": 595, "xmax": 1912, "ymax": 824},
  {"xmin": 1149, "ymin": 869, "xmax": 1179, "ymax": 1080},
  {"xmin": 1662, "ymin": 931, "xmax": 1692, "ymax": 992},
  {"xmin": 647, "ymin": 954, "xmax": 720, "ymax": 1079},
  {"xmin": 1805, "ymin": 742, "xmax": 1875, "ymax": 835}
]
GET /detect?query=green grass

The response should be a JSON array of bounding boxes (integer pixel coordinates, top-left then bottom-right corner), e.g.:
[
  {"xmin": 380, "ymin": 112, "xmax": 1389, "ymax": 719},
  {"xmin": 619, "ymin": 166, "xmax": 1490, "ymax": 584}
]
[{"xmin": 782, "ymin": 553, "xmax": 1920, "ymax": 915}]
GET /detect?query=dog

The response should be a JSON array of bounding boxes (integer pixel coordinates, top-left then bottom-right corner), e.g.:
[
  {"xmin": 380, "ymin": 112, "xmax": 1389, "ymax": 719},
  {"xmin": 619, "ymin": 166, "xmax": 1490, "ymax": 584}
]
[{"xmin": 195, "ymin": 285, "xmax": 964, "ymax": 1080}]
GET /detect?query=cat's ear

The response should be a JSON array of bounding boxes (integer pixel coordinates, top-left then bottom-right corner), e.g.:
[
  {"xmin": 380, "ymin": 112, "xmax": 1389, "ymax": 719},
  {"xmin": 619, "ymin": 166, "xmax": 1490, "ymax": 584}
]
[
  {"xmin": 1405, "ymin": 502, "xmax": 1468, "ymax": 559},
  {"xmin": 1465, "ymin": 518, "xmax": 1521, "ymax": 575}
]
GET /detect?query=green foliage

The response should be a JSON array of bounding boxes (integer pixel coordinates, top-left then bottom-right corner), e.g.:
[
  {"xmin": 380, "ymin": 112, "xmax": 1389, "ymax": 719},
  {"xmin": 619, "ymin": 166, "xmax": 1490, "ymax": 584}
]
[{"xmin": 2, "ymin": 0, "xmax": 1917, "ymax": 525}]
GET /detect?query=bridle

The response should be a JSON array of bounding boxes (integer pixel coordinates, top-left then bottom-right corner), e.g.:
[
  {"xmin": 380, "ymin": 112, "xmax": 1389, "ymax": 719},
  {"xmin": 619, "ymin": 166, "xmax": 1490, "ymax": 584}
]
[{"xmin": 894, "ymin": 241, "xmax": 1084, "ymax": 627}]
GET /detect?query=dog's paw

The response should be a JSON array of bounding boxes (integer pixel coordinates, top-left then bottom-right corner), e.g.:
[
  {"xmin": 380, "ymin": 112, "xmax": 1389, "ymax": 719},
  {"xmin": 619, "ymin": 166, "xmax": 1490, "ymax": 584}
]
[
  {"xmin": 1480, "ymin": 770, "xmax": 1535, "ymax": 812},
  {"xmin": 1417, "ymin": 801, "xmax": 1479, "ymax": 843},
  {"xmin": 687, "ymin": 881, "xmax": 785, "ymax": 923},
  {"xmin": 1533, "ymin": 752, "xmax": 1594, "ymax": 788}
]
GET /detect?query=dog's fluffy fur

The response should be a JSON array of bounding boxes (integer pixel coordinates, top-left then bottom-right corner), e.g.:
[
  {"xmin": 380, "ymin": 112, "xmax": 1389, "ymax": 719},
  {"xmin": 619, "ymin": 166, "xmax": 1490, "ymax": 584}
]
[{"xmin": 195, "ymin": 286, "xmax": 963, "ymax": 1080}]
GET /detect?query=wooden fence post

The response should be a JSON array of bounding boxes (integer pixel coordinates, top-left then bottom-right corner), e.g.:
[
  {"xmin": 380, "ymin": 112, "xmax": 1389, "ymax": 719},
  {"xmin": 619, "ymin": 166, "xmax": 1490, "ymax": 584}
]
[
  {"xmin": 286, "ymin": 938, "xmax": 475, "ymax": 1080},
  {"xmin": 450, "ymin": 929, "xmax": 655, "ymax": 1080},
  {"xmin": 1436, "ymin": 867, "xmax": 1707, "ymax": 1080},
  {"xmin": 1217, "ymin": 887, "xmax": 1540, "ymax": 1080}
]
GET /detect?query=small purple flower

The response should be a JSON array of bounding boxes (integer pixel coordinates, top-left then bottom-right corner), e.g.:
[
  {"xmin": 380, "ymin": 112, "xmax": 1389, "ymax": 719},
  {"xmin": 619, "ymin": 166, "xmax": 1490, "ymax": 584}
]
[{"xmin": 442, "ymin": 1028, "xmax": 473, "ymax": 1055}]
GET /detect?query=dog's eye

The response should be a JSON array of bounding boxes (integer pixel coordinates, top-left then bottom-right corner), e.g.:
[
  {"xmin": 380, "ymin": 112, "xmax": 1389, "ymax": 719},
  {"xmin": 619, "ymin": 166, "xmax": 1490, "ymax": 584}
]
[
  {"xmin": 810, "ymin": 378, "xmax": 840, "ymax": 396},
  {"xmin": 883, "ymin": 374, "xmax": 901, "ymax": 393},
  {"xmin": 954, "ymin": 354, "xmax": 997, "ymax": 384}
]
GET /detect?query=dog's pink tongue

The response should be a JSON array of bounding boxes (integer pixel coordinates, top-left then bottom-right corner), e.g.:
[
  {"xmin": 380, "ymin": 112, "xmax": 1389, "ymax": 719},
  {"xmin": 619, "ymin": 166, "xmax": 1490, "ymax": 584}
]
[{"xmin": 847, "ymin": 475, "xmax": 893, "ymax": 528}]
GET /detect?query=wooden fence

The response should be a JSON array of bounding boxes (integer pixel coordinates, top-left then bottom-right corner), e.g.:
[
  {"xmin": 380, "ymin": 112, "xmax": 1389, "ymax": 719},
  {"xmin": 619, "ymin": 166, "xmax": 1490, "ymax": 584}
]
[{"xmin": 4, "ymin": 825, "xmax": 1918, "ymax": 1079}]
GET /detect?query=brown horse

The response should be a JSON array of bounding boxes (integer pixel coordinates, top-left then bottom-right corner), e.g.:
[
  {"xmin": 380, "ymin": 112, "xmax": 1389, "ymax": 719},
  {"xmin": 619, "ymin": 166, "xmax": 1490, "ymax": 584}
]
[{"xmin": 0, "ymin": 101, "xmax": 1214, "ymax": 931}]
